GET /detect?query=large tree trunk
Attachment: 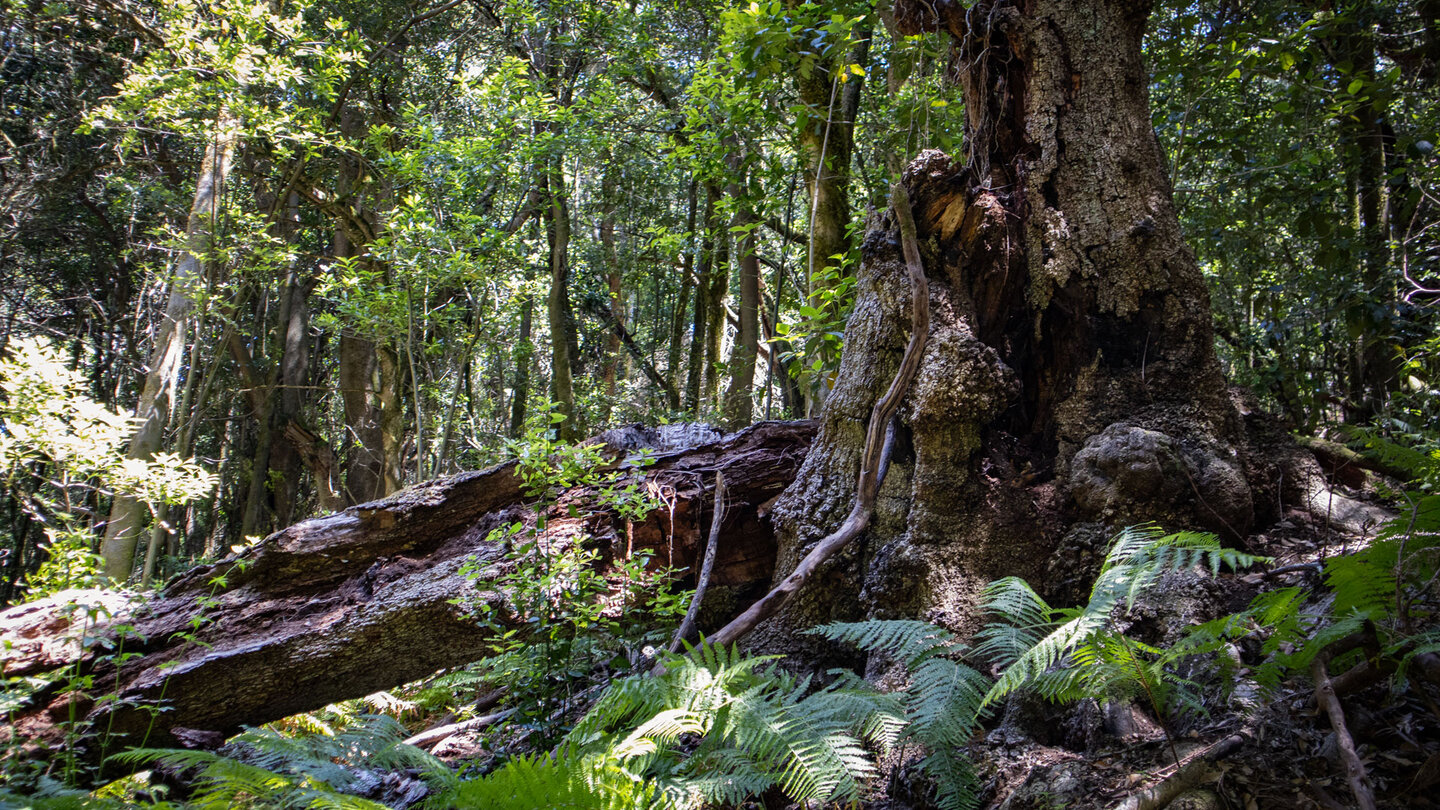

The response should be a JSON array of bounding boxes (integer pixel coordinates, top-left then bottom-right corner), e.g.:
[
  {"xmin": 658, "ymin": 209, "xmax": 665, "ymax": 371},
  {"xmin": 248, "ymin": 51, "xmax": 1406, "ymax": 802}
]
[
  {"xmin": 2, "ymin": 422, "xmax": 815, "ymax": 757},
  {"xmin": 751, "ymin": 0, "xmax": 1258, "ymax": 653},
  {"xmin": 99, "ymin": 110, "xmax": 239, "ymax": 582}
]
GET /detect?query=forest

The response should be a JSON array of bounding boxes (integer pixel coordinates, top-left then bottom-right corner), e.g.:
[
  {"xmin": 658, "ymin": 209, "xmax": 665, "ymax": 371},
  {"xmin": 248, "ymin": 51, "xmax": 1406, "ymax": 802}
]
[{"xmin": 0, "ymin": 0, "xmax": 1437, "ymax": 807}]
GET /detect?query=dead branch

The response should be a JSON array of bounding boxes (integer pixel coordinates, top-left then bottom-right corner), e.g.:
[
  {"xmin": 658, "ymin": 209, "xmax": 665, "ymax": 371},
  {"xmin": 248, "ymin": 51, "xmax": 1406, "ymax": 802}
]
[
  {"xmin": 1110, "ymin": 732, "xmax": 1247, "ymax": 810},
  {"xmin": 403, "ymin": 708, "xmax": 517, "ymax": 749},
  {"xmin": 667, "ymin": 472, "xmax": 726, "ymax": 655},
  {"xmin": 1312, "ymin": 656, "xmax": 1379, "ymax": 810}
]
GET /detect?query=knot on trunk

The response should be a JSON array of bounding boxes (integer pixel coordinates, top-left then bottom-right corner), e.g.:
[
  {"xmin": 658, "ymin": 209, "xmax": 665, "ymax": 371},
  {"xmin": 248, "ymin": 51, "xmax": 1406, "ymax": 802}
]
[{"xmin": 1068, "ymin": 423, "xmax": 1253, "ymax": 536}]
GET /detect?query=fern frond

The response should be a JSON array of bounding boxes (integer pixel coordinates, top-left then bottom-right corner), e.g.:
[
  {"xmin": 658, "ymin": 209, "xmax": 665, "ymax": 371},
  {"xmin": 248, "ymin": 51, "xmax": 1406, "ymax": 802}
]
[
  {"xmin": 975, "ymin": 577, "xmax": 1054, "ymax": 668},
  {"xmin": 1324, "ymin": 554, "xmax": 1397, "ymax": 619},
  {"xmin": 920, "ymin": 747, "xmax": 981, "ymax": 810},
  {"xmin": 982, "ymin": 526, "xmax": 1260, "ymax": 710},
  {"xmin": 428, "ymin": 751, "xmax": 671, "ymax": 810},
  {"xmin": 721, "ymin": 686, "xmax": 871, "ymax": 804},
  {"xmin": 806, "ymin": 620, "xmax": 957, "ymax": 667},
  {"xmin": 906, "ymin": 657, "xmax": 989, "ymax": 749}
]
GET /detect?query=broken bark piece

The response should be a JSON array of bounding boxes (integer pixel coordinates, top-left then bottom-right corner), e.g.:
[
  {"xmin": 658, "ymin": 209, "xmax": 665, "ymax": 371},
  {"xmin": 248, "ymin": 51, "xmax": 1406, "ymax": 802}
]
[{"xmin": 1, "ymin": 421, "xmax": 814, "ymax": 757}]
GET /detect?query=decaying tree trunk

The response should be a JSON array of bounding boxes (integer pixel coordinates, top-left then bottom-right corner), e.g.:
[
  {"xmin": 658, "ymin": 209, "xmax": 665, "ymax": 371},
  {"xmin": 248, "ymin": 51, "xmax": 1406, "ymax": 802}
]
[
  {"xmin": 751, "ymin": 0, "xmax": 1264, "ymax": 654},
  {"xmin": 1, "ymin": 422, "xmax": 813, "ymax": 756}
]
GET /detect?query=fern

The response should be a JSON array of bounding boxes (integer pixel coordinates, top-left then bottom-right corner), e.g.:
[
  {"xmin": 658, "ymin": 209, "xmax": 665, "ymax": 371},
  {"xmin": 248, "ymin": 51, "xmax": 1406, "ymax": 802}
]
[
  {"xmin": 443, "ymin": 643, "xmax": 890, "ymax": 809},
  {"xmin": 113, "ymin": 713, "xmax": 452, "ymax": 809},
  {"xmin": 979, "ymin": 525, "xmax": 1263, "ymax": 710},
  {"xmin": 810, "ymin": 620, "xmax": 989, "ymax": 810},
  {"xmin": 428, "ymin": 748, "xmax": 670, "ymax": 810}
]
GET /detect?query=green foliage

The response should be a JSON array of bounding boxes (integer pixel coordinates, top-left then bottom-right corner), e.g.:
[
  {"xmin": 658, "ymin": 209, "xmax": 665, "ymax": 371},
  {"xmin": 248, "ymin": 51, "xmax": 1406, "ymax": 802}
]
[
  {"xmin": 1207, "ymin": 490, "xmax": 1440, "ymax": 691},
  {"xmin": 809, "ymin": 620, "xmax": 985, "ymax": 810},
  {"xmin": 977, "ymin": 526, "xmax": 1263, "ymax": 714},
  {"xmin": 452, "ymin": 410, "xmax": 681, "ymax": 741},
  {"xmin": 429, "ymin": 749, "xmax": 671, "ymax": 810},
  {"xmin": 113, "ymin": 715, "xmax": 447, "ymax": 809},
  {"xmin": 0, "ymin": 340, "xmax": 215, "ymax": 599},
  {"xmin": 560, "ymin": 643, "xmax": 887, "ymax": 808}
]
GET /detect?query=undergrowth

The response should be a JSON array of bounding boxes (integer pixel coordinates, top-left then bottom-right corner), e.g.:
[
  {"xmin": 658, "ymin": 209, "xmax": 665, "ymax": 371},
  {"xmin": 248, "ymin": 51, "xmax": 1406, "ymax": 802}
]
[{"xmin": 7, "ymin": 421, "xmax": 1437, "ymax": 809}]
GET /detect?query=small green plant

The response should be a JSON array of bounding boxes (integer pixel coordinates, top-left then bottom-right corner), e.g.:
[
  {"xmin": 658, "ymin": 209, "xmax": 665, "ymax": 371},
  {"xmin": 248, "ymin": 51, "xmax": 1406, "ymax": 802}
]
[{"xmin": 452, "ymin": 404, "xmax": 682, "ymax": 742}]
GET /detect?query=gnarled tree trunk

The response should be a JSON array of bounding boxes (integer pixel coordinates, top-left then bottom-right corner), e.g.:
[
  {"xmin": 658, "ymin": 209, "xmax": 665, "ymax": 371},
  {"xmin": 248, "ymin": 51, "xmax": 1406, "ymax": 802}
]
[{"xmin": 752, "ymin": 0, "xmax": 1259, "ymax": 654}]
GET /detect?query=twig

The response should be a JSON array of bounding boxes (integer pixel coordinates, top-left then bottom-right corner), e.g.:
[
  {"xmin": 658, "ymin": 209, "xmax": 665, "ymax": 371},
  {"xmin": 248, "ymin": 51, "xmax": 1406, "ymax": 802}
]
[
  {"xmin": 665, "ymin": 473, "xmax": 726, "ymax": 657},
  {"xmin": 703, "ymin": 182, "xmax": 930, "ymax": 650},
  {"xmin": 402, "ymin": 707, "xmax": 517, "ymax": 749},
  {"xmin": 1312, "ymin": 656, "xmax": 1378, "ymax": 810},
  {"xmin": 1110, "ymin": 732, "xmax": 1247, "ymax": 810}
]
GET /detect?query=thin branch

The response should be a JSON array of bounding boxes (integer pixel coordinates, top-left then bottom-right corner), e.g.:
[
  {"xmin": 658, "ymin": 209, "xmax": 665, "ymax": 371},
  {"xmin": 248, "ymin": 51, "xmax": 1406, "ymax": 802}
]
[
  {"xmin": 664, "ymin": 472, "xmax": 726, "ymax": 658},
  {"xmin": 1312, "ymin": 656, "xmax": 1379, "ymax": 810}
]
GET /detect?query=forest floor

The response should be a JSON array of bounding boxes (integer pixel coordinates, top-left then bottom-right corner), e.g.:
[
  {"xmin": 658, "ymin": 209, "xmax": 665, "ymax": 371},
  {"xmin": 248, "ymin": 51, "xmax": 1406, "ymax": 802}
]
[
  {"xmin": 960, "ymin": 500, "xmax": 1440, "ymax": 810},
  {"xmin": 383, "ymin": 455, "xmax": 1434, "ymax": 810},
  {"xmin": 377, "ymin": 488, "xmax": 1438, "ymax": 810}
]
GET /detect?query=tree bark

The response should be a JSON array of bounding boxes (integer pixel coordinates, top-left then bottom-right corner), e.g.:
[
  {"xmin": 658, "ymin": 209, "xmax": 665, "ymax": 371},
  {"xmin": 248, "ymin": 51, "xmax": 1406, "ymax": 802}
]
[
  {"xmin": 722, "ymin": 226, "xmax": 760, "ymax": 430},
  {"xmin": 546, "ymin": 162, "xmax": 580, "ymax": 440},
  {"xmin": 1, "ymin": 422, "xmax": 816, "ymax": 759},
  {"xmin": 339, "ymin": 330, "xmax": 386, "ymax": 504},
  {"xmin": 100, "ymin": 108, "xmax": 239, "ymax": 582},
  {"xmin": 723, "ymin": 155, "xmax": 761, "ymax": 429},
  {"xmin": 686, "ymin": 187, "xmax": 719, "ymax": 412},
  {"xmin": 750, "ymin": 0, "xmax": 1258, "ymax": 653}
]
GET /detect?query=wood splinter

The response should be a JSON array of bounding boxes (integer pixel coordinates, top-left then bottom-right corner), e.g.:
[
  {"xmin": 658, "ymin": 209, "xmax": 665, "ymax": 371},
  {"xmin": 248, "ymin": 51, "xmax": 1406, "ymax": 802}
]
[{"xmin": 703, "ymin": 182, "xmax": 930, "ymax": 651}]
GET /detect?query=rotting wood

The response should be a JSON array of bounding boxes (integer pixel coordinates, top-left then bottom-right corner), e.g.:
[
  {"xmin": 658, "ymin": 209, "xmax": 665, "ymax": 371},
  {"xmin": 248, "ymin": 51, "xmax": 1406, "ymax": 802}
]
[
  {"xmin": 704, "ymin": 182, "xmax": 930, "ymax": 651},
  {"xmin": 667, "ymin": 472, "xmax": 726, "ymax": 656},
  {"xmin": 0, "ymin": 421, "xmax": 814, "ymax": 757}
]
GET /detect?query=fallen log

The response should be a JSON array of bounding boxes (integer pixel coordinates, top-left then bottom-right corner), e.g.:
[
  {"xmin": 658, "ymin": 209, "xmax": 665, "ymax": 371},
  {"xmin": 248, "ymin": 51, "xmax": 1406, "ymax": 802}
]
[{"xmin": 1, "ymin": 421, "xmax": 814, "ymax": 757}]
